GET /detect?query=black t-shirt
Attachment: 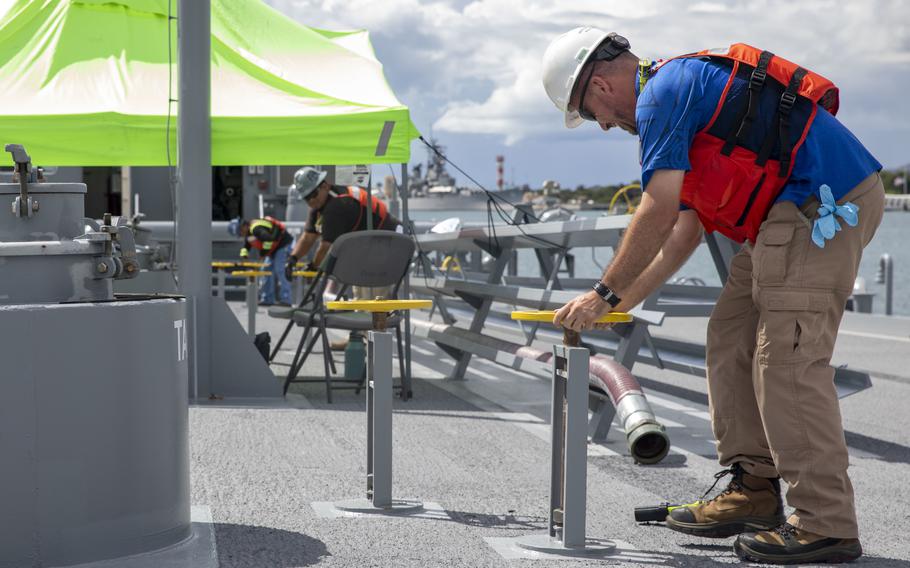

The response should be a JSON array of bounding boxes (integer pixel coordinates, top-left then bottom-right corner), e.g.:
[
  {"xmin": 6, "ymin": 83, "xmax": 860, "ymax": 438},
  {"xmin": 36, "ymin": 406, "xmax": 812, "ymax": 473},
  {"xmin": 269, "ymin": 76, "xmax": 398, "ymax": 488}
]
[{"xmin": 304, "ymin": 185, "xmax": 401, "ymax": 243}]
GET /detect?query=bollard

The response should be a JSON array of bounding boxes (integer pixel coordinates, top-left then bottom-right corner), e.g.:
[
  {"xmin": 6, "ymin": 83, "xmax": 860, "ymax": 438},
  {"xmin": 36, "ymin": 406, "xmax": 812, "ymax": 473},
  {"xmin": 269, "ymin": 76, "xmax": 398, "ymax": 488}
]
[
  {"xmin": 509, "ymin": 310, "xmax": 631, "ymax": 557},
  {"xmin": 211, "ymin": 262, "xmax": 235, "ymax": 298},
  {"xmin": 217, "ymin": 268, "xmax": 226, "ymax": 298},
  {"xmin": 876, "ymin": 254, "xmax": 893, "ymax": 316},
  {"xmin": 327, "ymin": 298, "xmax": 431, "ymax": 515},
  {"xmin": 232, "ymin": 270, "xmax": 271, "ymax": 335},
  {"xmin": 292, "ymin": 273, "xmax": 303, "ymax": 305},
  {"xmin": 211, "ymin": 261, "xmax": 267, "ymax": 300}
]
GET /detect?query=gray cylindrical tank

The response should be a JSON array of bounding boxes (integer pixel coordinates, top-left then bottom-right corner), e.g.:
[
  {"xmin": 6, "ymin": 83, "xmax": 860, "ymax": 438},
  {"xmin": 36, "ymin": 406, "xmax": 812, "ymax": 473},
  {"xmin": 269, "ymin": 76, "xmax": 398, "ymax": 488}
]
[
  {"xmin": 0, "ymin": 182, "xmax": 116, "ymax": 303},
  {"xmin": 285, "ymin": 184, "xmax": 309, "ymax": 223},
  {"xmin": 0, "ymin": 253, "xmax": 115, "ymax": 303},
  {"xmin": 0, "ymin": 182, "xmax": 87, "ymax": 241},
  {"xmin": 0, "ymin": 298, "xmax": 191, "ymax": 568}
]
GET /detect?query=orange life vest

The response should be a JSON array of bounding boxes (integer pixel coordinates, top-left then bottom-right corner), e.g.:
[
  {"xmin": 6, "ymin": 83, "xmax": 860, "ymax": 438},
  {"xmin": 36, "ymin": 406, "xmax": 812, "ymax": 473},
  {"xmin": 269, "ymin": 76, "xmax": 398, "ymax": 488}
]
[
  {"xmin": 337, "ymin": 186, "xmax": 390, "ymax": 231},
  {"xmin": 653, "ymin": 44, "xmax": 839, "ymax": 243}
]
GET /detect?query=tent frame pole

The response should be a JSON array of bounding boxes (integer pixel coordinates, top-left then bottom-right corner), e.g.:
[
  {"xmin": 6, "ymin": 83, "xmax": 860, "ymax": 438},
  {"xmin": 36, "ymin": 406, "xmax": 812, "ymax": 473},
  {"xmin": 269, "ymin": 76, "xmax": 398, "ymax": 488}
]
[
  {"xmin": 177, "ymin": 0, "xmax": 212, "ymax": 396},
  {"xmin": 401, "ymin": 163, "xmax": 411, "ymax": 394}
]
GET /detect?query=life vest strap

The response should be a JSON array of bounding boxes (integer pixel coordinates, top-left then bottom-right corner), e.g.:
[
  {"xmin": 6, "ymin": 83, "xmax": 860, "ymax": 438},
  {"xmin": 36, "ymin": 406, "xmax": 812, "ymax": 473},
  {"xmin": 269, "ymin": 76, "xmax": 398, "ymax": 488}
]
[
  {"xmin": 721, "ymin": 50, "xmax": 774, "ymax": 156},
  {"xmin": 341, "ymin": 187, "xmax": 389, "ymax": 232},
  {"xmin": 754, "ymin": 109, "xmax": 781, "ymax": 168},
  {"xmin": 777, "ymin": 67, "xmax": 809, "ymax": 177}
]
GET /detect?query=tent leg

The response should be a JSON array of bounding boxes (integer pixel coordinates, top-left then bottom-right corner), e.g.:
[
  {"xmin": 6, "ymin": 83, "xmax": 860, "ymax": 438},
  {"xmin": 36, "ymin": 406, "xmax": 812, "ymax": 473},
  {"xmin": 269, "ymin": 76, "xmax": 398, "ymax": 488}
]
[{"xmin": 401, "ymin": 163, "xmax": 412, "ymax": 392}]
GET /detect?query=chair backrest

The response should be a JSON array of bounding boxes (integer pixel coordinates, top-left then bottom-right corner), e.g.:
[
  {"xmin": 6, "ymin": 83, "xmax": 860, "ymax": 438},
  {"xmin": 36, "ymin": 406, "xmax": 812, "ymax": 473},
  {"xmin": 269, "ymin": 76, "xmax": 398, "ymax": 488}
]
[{"xmin": 324, "ymin": 230, "xmax": 415, "ymax": 288}]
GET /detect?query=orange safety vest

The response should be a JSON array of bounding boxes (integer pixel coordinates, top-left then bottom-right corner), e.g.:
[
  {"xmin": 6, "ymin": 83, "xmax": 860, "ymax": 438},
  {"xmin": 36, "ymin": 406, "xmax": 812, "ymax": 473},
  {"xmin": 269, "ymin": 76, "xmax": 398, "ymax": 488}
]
[
  {"xmin": 247, "ymin": 216, "xmax": 287, "ymax": 253},
  {"xmin": 337, "ymin": 186, "xmax": 390, "ymax": 231},
  {"xmin": 652, "ymin": 44, "xmax": 839, "ymax": 243}
]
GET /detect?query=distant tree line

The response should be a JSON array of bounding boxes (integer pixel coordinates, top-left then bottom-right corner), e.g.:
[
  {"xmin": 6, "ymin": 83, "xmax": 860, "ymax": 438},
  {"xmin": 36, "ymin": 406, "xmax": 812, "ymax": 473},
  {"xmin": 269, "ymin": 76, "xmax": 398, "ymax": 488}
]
[
  {"xmin": 881, "ymin": 168, "xmax": 909, "ymax": 194},
  {"xmin": 559, "ymin": 181, "xmax": 642, "ymax": 204},
  {"xmin": 560, "ymin": 167, "xmax": 908, "ymax": 203}
]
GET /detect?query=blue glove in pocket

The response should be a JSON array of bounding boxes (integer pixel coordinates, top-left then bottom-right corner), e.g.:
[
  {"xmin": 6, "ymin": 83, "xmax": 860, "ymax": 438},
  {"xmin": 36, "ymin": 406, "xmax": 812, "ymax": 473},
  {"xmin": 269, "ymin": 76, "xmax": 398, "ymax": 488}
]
[{"xmin": 811, "ymin": 184, "xmax": 859, "ymax": 248}]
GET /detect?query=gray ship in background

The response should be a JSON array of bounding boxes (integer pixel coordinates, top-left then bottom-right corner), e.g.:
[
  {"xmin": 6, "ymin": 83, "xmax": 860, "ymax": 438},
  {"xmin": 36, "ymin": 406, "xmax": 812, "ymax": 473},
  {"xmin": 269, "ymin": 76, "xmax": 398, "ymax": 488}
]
[{"xmin": 407, "ymin": 139, "xmax": 526, "ymax": 211}]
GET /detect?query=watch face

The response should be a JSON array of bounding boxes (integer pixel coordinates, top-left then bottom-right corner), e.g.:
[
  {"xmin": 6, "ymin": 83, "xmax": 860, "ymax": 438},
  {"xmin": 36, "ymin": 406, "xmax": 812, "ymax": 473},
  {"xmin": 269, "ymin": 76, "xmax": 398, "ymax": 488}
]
[{"xmin": 594, "ymin": 281, "xmax": 620, "ymax": 307}]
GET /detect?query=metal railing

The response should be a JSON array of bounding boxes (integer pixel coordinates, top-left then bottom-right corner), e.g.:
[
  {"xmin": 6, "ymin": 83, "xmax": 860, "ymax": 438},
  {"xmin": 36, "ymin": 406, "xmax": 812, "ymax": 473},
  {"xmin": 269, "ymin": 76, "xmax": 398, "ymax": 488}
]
[{"xmin": 410, "ymin": 214, "xmax": 873, "ymax": 404}]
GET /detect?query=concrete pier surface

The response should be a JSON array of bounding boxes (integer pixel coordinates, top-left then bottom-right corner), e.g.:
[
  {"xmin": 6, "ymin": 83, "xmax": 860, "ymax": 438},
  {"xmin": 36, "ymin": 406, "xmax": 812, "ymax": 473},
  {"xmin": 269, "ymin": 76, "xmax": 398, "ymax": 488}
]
[{"xmin": 188, "ymin": 303, "xmax": 910, "ymax": 567}]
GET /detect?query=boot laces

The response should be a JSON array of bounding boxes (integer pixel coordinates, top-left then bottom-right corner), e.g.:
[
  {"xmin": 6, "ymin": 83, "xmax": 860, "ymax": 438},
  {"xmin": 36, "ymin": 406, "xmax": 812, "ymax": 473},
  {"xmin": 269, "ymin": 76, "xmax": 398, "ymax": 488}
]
[
  {"xmin": 773, "ymin": 523, "xmax": 798, "ymax": 542},
  {"xmin": 699, "ymin": 466, "xmax": 743, "ymax": 502}
]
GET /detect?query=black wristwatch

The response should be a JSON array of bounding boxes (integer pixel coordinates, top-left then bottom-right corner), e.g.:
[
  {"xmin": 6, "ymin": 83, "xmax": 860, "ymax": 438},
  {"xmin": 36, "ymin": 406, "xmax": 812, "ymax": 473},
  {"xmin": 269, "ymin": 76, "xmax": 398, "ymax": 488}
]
[{"xmin": 592, "ymin": 281, "xmax": 621, "ymax": 308}]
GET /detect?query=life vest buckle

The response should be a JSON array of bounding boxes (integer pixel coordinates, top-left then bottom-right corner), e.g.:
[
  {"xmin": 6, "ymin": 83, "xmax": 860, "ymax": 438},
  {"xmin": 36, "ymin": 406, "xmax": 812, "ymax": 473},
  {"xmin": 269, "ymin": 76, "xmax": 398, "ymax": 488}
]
[
  {"xmin": 779, "ymin": 91, "xmax": 797, "ymax": 113},
  {"xmin": 748, "ymin": 67, "xmax": 767, "ymax": 90}
]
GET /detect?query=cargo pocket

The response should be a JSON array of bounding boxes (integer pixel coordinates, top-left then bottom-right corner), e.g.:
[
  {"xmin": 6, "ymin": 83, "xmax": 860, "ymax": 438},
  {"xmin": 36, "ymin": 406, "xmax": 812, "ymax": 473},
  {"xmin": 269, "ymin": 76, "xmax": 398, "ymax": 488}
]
[
  {"xmin": 755, "ymin": 291, "xmax": 832, "ymax": 451},
  {"xmin": 758, "ymin": 291, "xmax": 831, "ymax": 363},
  {"xmin": 753, "ymin": 223, "xmax": 794, "ymax": 286}
]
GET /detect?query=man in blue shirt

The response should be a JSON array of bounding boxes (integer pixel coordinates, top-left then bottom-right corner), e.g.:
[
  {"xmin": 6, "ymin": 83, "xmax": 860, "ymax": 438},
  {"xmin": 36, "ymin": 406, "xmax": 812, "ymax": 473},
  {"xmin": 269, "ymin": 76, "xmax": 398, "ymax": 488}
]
[{"xmin": 544, "ymin": 28, "xmax": 884, "ymax": 565}]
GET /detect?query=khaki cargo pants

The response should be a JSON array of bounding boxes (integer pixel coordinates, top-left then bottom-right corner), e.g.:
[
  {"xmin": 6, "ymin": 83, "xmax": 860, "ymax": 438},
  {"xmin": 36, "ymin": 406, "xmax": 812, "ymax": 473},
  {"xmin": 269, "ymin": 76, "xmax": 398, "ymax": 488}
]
[{"xmin": 706, "ymin": 172, "xmax": 884, "ymax": 539}]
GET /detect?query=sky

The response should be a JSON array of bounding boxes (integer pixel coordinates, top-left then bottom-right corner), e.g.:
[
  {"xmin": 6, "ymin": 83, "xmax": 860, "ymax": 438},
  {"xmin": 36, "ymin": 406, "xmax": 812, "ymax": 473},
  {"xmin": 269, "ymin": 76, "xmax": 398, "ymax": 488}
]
[{"xmin": 266, "ymin": 0, "xmax": 910, "ymax": 191}]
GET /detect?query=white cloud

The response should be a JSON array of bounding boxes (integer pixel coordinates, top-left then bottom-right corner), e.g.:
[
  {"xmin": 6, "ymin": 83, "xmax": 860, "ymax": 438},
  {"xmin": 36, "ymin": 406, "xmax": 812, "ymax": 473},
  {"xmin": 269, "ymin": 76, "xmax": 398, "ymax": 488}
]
[
  {"xmin": 433, "ymin": 53, "xmax": 553, "ymax": 144},
  {"xmin": 267, "ymin": 0, "xmax": 910, "ymax": 184},
  {"xmin": 688, "ymin": 2, "xmax": 730, "ymax": 13},
  {"xmin": 269, "ymin": 0, "xmax": 909, "ymax": 135}
]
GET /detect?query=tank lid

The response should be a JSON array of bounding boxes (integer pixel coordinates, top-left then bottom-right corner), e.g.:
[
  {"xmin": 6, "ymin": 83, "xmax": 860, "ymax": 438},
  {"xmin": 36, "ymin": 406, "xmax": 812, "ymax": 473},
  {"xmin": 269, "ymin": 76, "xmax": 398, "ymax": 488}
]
[{"xmin": 0, "ymin": 182, "xmax": 86, "ymax": 195}]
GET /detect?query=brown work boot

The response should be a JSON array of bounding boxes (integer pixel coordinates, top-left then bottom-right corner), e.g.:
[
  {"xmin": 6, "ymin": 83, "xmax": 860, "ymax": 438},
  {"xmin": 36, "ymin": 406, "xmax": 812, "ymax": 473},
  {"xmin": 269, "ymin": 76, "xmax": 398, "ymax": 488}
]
[
  {"xmin": 666, "ymin": 463, "xmax": 784, "ymax": 538},
  {"xmin": 734, "ymin": 522, "xmax": 862, "ymax": 564}
]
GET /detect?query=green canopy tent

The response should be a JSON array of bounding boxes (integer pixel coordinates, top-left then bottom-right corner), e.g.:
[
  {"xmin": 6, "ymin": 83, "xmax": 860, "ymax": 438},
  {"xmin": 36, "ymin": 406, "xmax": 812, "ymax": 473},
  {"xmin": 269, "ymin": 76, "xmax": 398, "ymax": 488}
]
[
  {"xmin": 0, "ymin": 0, "xmax": 421, "ymax": 398},
  {"xmin": 0, "ymin": 0, "xmax": 418, "ymax": 166}
]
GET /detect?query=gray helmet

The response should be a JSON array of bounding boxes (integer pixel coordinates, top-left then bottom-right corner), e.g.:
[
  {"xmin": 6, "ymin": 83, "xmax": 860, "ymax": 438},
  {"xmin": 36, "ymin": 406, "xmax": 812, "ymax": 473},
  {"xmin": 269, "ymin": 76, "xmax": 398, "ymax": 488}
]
[{"xmin": 291, "ymin": 167, "xmax": 328, "ymax": 199}]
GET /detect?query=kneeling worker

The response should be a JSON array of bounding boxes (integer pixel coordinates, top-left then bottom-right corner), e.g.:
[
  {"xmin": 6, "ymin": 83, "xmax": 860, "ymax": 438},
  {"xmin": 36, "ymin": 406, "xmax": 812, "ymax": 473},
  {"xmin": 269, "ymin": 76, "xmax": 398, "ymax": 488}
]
[
  {"xmin": 283, "ymin": 166, "xmax": 401, "ymax": 280},
  {"xmin": 228, "ymin": 216, "xmax": 294, "ymax": 306}
]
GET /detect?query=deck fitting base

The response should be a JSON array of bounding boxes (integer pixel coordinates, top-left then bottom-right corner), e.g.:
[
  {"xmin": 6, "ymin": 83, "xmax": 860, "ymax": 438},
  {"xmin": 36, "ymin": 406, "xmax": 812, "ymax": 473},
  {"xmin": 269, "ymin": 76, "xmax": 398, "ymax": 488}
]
[
  {"xmin": 514, "ymin": 533, "xmax": 616, "ymax": 557},
  {"xmin": 332, "ymin": 498, "xmax": 424, "ymax": 516}
]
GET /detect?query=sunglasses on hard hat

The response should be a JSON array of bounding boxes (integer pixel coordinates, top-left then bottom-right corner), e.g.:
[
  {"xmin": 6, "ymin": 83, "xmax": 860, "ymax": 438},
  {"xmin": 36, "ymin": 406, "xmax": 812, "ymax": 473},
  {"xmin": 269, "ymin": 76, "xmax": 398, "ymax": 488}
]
[{"xmin": 574, "ymin": 33, "xmax": 630, "ymax": 122}]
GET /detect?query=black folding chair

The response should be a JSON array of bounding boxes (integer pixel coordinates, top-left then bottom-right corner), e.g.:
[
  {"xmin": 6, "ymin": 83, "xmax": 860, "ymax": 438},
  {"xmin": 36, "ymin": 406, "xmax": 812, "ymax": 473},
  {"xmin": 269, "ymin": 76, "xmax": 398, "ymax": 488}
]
[
  {"xmin": 282, "ymin": 231, "xmax": 416, "ymax": 402},
  {"xmin": 268, "ymin": 269, "xmax": 325, "ymax": 361}
]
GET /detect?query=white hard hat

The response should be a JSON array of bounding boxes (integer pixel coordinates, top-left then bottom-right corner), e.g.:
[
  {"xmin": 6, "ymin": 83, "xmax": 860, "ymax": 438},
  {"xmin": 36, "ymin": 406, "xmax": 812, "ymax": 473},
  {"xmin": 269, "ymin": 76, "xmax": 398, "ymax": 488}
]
[
  {"xmin": 291, "ymin": 166, "xmax": 328, "ymax": 199},
  {"xmin": 542, "ymin": 27, "xmax": 628, "ymax": 128}
]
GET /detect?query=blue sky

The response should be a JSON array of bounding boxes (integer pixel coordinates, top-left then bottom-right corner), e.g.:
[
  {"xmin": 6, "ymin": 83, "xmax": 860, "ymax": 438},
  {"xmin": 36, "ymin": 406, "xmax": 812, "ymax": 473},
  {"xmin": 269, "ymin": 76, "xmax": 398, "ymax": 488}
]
[{"xmin": 267, "ymin": 0, "xmax": 910, "ymax": 190}]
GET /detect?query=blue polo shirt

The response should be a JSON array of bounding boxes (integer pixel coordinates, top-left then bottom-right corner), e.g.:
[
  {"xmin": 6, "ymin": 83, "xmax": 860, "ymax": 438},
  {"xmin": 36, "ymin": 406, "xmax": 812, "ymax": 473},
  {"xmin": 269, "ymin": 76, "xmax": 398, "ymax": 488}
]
[{"xmin": 636, "ymin": 57, "xmax": 881, "ymax": 206}]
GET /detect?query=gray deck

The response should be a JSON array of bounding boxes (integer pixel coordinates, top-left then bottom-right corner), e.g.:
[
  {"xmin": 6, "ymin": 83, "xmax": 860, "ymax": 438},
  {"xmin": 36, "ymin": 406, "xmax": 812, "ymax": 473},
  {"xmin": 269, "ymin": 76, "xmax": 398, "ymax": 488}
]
[{"xmin": 189, "ymin": 303, "xmax": 910, "ymax": 567}]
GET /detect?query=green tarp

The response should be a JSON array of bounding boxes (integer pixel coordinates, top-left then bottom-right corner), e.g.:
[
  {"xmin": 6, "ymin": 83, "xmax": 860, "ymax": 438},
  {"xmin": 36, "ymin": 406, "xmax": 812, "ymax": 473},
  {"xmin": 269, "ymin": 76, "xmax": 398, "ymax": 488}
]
[{"xmin": 0, "ymin": 0, "xmax": 418, "ymax": 166}]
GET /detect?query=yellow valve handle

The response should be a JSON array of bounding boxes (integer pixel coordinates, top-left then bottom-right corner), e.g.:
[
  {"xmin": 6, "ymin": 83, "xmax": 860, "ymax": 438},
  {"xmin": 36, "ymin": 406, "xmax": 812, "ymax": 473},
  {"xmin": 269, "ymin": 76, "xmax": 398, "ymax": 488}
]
[
  {"xmin": 609, "ymin": 183, "xmax": 642, "ymax": 215},
  {"xmin": 212, "ymin": 261, "xmax": 268, "ymax": 268},
  {"xmin": 326, "ymin": 299, "xmax": 432, "ymax": 312},
  {"xmin": 440, "ymin": 255, "xmax": 462, "ymax": 272},
  {"xmin": 232, "ymin": 270, "xmax": 272, "ymax": 277},
  {"xmin": 510, "ymin": 310, "xmax": 633, "ymax": 323},
  {"xmin": 292, "ymin": 270, "xmax": 318, "ymax": 278}
]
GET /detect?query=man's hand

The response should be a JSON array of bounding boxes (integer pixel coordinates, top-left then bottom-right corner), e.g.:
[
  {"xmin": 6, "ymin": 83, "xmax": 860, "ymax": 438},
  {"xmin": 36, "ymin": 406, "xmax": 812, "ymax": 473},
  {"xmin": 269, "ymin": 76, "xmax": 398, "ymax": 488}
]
[
  {"xmin": 284, "ymin": 255, "xmax": 298, "ymax": 281},
  {"xmin": 553, "ymin": 290, "xmax": 611, "ymax": 331}
]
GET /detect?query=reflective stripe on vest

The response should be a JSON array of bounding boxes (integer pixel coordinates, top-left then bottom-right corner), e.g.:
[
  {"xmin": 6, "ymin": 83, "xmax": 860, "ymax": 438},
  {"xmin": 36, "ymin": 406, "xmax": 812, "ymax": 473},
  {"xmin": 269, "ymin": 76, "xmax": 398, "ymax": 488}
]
[
  {"xmin": 653, "ymin": 44, "xmax": 838, "ymax": 243},
  {"xmin": 248, "ymin": 216, "xmax": 286, "ymax": 252},
  {"xmin": 337, "ymin": 186, "xmax": 389, "ymax": 231}
]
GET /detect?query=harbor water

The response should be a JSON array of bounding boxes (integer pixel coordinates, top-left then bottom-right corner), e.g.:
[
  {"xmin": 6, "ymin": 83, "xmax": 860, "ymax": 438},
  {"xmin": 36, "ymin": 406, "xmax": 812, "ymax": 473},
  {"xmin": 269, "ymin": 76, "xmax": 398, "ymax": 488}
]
[{"xmin": 410, "ymin": 209, "xmax": 910, "ymax": 317}]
